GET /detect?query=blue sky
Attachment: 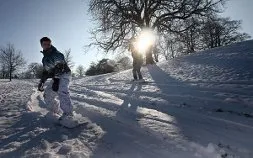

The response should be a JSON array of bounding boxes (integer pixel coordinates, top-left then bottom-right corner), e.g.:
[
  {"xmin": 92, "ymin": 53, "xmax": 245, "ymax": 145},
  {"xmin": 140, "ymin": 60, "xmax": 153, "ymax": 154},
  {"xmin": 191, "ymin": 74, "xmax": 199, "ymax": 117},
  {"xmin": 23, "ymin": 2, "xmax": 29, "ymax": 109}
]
[
  {"xmin": 0, "ymin": 0, "xmax": 104, "ymax": 70},
  {"xmin": 0, "ymin": 0, "xmax": 252, "ymax": 71}
]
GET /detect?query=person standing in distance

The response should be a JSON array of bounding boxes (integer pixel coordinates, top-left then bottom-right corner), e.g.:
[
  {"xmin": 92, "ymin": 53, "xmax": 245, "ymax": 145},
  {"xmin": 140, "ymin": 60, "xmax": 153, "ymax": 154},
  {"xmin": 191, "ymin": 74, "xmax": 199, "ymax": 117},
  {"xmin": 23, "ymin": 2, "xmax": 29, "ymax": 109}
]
[{"xmin": 128, "ymin": 37, "xmax": 144, "ymax": 82}]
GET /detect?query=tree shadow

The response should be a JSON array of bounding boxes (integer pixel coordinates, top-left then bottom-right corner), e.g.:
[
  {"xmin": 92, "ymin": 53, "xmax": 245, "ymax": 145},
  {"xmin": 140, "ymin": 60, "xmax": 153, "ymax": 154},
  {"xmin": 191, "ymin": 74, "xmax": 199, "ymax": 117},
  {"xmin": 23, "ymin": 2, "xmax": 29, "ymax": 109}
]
[
  {"xmin": 71, "ymin": 81, "xmax": 143, "ymax": 119},
  {"xmin": 146, "ymin": 64, "xmax": 253, "ymax": 150},
  {"xmin": 71, "ymin": 83, "xmax": 175, "ymax": 158},
  {"xmin": 0, "ymin": 80, "xmax": 10, "ymax": 83},
  {"xmin": 69, "ymin": 67, "xmax": 253, "ymax": 157},
  {"xmin": 115, "ymin": 83, "xmax": 140, "ymax": 117}
]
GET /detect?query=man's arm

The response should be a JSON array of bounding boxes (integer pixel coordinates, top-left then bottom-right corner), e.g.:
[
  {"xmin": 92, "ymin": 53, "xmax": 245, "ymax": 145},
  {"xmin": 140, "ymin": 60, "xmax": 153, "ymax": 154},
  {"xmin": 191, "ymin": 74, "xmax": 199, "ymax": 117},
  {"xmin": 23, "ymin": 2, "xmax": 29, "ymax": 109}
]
[
  {"xmin": 38, "ymin": 69, "xmax": 49, "ymax": 92},
  {"xmin": 40, "ymin": 69, "xmax": 49, "ymax": 83},
  {"xmin": 38, "ymin": 58, "xmax": 49, "ymax": 92},
  {"xmin": 40, "ymin": 58, "xmax": 49, "ymax": 83}
]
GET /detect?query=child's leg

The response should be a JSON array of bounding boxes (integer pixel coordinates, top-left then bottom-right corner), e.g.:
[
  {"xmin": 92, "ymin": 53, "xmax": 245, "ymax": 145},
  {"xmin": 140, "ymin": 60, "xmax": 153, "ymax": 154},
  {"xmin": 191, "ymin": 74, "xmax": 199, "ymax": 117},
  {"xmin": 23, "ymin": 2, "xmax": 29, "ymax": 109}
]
[
  {"xmin": 132, "ymin": 61, "xmax": 138, "ymax": 80},
  {"xmin": 44, "ymin": 80, "xmax": 60, "ymax": 113},
  {"xmin": 132, "ymin": 68, "xmax": 138, "ymax": 80},
  {"xmin": 136, "ymin": 64, "xmax": 143, "ymax": 80},
  {"xmin": 58, "ymin": 73, "xmax": 73, "ymax": 115}
]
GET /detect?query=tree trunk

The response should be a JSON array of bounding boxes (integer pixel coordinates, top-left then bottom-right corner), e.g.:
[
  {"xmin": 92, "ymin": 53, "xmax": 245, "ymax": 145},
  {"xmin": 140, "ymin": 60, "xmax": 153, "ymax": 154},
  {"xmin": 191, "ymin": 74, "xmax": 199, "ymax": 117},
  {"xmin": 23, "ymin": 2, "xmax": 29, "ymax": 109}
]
[
  {"xmin": 154, "ymin": 54, "xmax": 159, "ymax": 62},
  {"xmin": 9, "ymin": 66, "xmax": 12, "ymax": 81},
  {"xmin": 9, "ymin": 71, "xmax": 12, "ymax": 81},
  {"xmin": 218, "ymin": 36, "xmax": 221, "ymax": 47},
  {"xmin": 190, "ymin": 46, "xmax": 195, "ymax": 53},
  {"xmin": 153, "ymin": 47, "xmax": 159, "ymax": 62},
  {"xmin": 1, "ymin": 70, "xmax": 4, "ymax": 79},
  {"xmin": 9, "ymin": 54, "xmax": 12, "ymax": 81},
  {"xmin": 169, "ymin": 44, "xmax": 175, "ymax": 58},
  {"xmin": 145, "ymin": 49, "xmax": 155, "ymax": 65}
]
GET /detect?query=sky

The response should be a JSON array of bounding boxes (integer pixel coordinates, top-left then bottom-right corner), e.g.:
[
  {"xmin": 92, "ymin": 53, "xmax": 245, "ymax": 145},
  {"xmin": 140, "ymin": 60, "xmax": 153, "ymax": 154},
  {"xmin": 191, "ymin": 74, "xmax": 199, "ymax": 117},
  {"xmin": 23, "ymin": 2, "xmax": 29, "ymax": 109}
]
[{"xmin": 0, "ymin": 0, "xmax": 252, "ymax": 71}]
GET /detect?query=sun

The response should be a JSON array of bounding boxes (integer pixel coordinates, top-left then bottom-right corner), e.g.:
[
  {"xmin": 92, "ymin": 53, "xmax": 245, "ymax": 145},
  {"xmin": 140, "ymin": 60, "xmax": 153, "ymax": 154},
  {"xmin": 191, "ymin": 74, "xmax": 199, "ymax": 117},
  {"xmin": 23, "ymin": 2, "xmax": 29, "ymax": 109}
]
[{"xmin": 135, "ymin": 29, "xmax": 156, "ymax": 53}]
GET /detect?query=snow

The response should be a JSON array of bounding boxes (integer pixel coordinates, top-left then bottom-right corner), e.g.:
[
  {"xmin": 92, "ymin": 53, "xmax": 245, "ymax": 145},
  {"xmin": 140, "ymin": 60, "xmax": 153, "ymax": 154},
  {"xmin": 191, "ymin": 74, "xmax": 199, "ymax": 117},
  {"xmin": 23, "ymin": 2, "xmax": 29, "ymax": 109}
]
[{"xmin": 1, "ymin": 40, "xmax": 253, "ymax": 157}]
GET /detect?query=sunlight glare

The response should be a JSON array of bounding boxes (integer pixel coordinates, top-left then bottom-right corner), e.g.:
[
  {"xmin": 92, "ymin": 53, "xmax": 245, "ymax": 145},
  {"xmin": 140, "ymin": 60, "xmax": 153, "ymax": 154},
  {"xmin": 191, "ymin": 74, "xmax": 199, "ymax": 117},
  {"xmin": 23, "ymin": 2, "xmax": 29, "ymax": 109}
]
[{"xmin": 135, "ymin": 29, "xmax": 156, "ymax": 53}]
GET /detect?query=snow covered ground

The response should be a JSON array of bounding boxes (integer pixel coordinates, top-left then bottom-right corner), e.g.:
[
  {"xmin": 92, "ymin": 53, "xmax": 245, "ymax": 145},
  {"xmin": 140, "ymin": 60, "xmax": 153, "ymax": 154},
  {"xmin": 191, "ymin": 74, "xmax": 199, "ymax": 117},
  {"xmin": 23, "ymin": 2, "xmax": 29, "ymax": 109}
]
[{"xmin": 0, "ymin": 40, "xmax": 253, "ymax": 158}]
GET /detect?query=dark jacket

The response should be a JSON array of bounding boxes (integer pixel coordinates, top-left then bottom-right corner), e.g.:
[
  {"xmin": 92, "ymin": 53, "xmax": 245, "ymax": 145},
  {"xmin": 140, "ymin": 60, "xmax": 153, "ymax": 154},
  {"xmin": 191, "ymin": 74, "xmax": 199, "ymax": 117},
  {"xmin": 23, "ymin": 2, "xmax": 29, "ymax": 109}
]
[
  {"xmin": 129, "ymin": 41, "xmax": 143, "ymax": 66},
  {"xmin": 40, "ymin": 46, "xmax": 71, "ymax": 83}
]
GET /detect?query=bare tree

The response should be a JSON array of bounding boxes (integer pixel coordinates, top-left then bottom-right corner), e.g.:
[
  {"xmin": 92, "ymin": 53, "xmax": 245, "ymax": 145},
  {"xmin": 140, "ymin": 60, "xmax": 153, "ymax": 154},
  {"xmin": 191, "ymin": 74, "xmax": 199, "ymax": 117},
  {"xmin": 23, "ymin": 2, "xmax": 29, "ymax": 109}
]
[
  {"xmin": 88, "ymin": 0, "xmax": 226, "ymax": 64},
  {"xmin": 76, "ymin": 65, "xmax": 85, "ymax": 77},
  {"xmin": 0, "ymin": 62, "xmax": 8, "ymax": 79},
  {"xmin": 64, "ymin": 49, "xmax": 75, "ymax": 69},
  {"xmin": 202, "ymin": 16, "xmax": 251, "ymax": 48},
  {"xmin": 0, "ymin": 43, "xmax": 26, "ymax": 81},
  {"xmin": 158, "ymin": 34, "xmax": 178, "ymax": 59},
  {"xmin": 28, "ymin": 63, "xmax": 44, "ymax": 78},
  {"xmin": 115, "ymin": 55, "xmax": 132, "ymax": 70},
  {"xmin": 176, "ymin": 17, "xmax": 205, "ymax": 53},
  {"xmin": 157, "ymin": 14, "xmax": 251, "ymax": 60}
]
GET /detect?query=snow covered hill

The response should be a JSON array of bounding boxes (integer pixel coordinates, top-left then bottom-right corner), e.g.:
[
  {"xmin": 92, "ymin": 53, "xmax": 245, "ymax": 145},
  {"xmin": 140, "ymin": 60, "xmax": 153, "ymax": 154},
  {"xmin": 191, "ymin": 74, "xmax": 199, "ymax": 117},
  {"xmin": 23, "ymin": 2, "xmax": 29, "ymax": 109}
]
[{"xmin": 1, "ymin": 40, "xmax": 253, "ymax": 158}]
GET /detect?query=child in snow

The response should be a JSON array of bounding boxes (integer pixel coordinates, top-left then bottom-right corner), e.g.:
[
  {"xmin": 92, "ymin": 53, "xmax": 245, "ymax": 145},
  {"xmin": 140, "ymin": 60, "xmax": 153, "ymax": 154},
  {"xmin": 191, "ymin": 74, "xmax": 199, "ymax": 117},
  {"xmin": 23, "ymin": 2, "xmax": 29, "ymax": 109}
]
[
  {"xmin": 37, "ymin": 37, "xmax": 73, "ymax": 119},
  {"xmin": 129, "ymin": 38, "xmax": 144, "ymax": 81}
]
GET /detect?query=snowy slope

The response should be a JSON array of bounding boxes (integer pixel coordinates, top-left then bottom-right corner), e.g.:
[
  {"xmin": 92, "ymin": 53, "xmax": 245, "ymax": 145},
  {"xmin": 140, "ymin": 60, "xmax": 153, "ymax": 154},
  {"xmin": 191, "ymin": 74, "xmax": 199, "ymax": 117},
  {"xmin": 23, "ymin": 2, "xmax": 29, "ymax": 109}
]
[{"xmin": 1, "ymin": 40, "xmax": 253, "ymax": 158}]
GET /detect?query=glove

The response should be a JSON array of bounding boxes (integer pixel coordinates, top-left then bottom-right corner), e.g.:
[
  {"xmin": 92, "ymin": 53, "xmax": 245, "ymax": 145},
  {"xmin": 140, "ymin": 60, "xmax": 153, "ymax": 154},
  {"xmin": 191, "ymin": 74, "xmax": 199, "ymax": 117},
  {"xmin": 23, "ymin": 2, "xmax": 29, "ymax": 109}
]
[
  {"xmin": 38, "ymin": 82, "xmax": 44, "ymax": 92},
  {"xmin": 52, "ymin": 78, "xmax": 60, "ymax": 92},
  {"xmin": 54, "ymin": 63, "xmax": 65, "ymax": 77}
]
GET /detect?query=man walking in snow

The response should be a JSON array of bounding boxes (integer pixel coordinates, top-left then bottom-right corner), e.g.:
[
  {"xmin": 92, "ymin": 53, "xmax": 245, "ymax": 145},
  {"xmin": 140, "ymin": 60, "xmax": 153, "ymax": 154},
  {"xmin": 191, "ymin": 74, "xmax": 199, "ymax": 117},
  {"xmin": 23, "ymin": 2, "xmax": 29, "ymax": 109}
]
[
  {"xmin": 38, "ymin": 37, "xmax": 73, "ymax": 119},
  {"xmin": 129, "ymin": 38, "xmax": 144, "ymax": 81}
]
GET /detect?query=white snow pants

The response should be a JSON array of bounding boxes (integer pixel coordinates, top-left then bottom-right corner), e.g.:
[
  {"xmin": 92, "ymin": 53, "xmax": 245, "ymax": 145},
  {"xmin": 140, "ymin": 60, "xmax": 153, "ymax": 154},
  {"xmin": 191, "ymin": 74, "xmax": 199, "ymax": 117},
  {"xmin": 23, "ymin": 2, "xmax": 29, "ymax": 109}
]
[{"xmin": 43, "ymin": 73, "xmax": 73, "ymax": 114}]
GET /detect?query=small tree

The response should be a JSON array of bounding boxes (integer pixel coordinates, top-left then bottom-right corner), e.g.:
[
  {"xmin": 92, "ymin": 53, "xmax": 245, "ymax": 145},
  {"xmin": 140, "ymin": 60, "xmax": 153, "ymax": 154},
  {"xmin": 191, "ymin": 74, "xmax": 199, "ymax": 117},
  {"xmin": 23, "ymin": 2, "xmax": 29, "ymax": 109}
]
[
  {"xmin": 0, "ymin": 62, "xmax": 8, "ymax": 79},
  {"xmin": 76, "ymin": 65, "xmax": 85, "ymax": 77},
  {"xmin": 85, "ymin": 62, "xmax": 98, "ymax": 76},
  {"xmin": 64, "ymin": 49, "xmax": 75, "ymax": 69},
  {"xmin": 19, "ymin": 70, "xmax": 33, "ymax": 79},
  {"xmin": 85, "ymin": 59, "xmax": 117, "ymax": 76},
  {"xmin": 116, "ymin": 56, "xmax": 132, "ymax": 70},
  {"xmin": 28, "ymin": 63, "xmax": 44, "ymax": 78},
  {"xmin": 201, "ymin": 16, "xmax": 251, "ymax": 48},
  {"xmin": 71, "ymin": 73, "xmax": 76, "ymax": 78},
  {"xmin": 98, "ymin": 59, "xmax": 116, "ymax": 74},
  {"xmin": 0, "ymin": 43, "xmax": 26, "ymax": 81}
]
